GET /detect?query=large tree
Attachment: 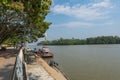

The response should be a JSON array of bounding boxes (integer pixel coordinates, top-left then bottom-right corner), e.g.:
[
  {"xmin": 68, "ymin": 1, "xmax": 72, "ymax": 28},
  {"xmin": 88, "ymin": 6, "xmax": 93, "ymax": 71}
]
[{"xmin": 0, "ymin": 0, "xmax": 52, "ymax": 44}]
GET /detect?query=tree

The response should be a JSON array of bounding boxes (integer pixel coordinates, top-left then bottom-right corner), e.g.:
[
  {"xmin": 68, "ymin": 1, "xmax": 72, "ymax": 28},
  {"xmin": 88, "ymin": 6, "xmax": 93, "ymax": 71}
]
[
  {"xmin": 0, "ymin": 0, "xmax": 52, "ymax": 44},
  {"xmin": 0, "ymin": 1, "xmax": 23, "ymax": 44}
]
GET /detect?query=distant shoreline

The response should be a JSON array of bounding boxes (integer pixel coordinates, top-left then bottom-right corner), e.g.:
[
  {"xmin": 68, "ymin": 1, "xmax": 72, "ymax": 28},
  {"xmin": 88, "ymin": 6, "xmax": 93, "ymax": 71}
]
[
  {"xmin": 38, "ymin": 36, "xmax": 120, "ymax": 45},
  {"xmin": 38, "ymin": 44, "xmax": 120, "ymax": 46}
]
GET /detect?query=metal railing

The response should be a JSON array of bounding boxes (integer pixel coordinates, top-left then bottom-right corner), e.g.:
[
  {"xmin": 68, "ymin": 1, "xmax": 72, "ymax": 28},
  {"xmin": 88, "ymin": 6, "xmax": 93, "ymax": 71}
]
[{"xmin": 11, "ymin": 49, "xmax": 27, "ymax": 80}]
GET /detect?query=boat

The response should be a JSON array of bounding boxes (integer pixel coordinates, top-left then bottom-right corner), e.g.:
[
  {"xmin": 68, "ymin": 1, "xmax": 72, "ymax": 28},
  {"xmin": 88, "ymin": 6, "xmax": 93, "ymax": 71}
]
[{"xmin": 37, "ymin": 46, "xmax": 54, "ymax": 58}]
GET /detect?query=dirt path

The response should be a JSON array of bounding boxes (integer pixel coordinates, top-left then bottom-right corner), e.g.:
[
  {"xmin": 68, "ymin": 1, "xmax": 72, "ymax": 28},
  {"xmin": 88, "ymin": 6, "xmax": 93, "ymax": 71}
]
[
  {"xmin": 0, "ymin": 58, "xmax": 3, "ymax": 68},
  {"xmin": 0, "ymin": 49, "xmax": 18, "ymax": 80}
]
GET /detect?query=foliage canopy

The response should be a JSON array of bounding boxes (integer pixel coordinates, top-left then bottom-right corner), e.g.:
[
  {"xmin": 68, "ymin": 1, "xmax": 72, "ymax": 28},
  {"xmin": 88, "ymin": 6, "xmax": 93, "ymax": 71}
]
[{"xmin": 0, "ymin": 0, "xmax": 52, "ymax": 45}]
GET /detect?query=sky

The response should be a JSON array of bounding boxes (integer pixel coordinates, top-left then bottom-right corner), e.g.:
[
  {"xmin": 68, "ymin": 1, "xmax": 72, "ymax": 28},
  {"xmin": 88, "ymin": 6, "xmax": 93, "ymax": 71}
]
[{"xmin": 45, "ymin": 0, "xmax": 120, "ymax": 40}]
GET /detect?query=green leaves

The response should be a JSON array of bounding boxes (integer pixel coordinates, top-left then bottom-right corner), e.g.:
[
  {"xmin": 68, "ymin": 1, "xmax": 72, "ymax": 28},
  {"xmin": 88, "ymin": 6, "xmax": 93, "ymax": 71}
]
[
  {"xmin": 0, "ymin": 0, "xmax": 52, "ymax": 44},
  {"xmin": 10, "ymin": 2, "xmax": 24, "ymax": 11},
  {"xmin": 1, "ymin": 0, "xmax": 7, "ymax": 5}
]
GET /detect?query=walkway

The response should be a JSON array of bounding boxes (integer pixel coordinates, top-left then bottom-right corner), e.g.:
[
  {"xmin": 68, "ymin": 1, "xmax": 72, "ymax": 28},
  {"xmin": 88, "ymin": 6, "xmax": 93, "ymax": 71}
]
[
  {"xmin": 0, "ymin": 49, "xmax": 18, "ymax": 80},
  {"xmin": 26, "ymin": 54, "xmax": 54, "ymax": 80}
]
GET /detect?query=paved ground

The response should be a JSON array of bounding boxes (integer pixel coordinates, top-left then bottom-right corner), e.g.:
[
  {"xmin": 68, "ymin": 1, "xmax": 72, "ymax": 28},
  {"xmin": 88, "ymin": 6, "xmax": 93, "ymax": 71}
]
[
  {"xmin": 0, "ymin": 49, "xmax": 68, "ymax": 80},
  {"xmin": 38, "ymin": 57, "xmax": 67, "ymax": 80},
  {"xmin": 27, "ymin": 55, "xmax": 54, "ymax": 80},
  {"xmin": 26, "ymin": 53, "xmax": 67, "ymax": 80},
  {"xmin": 0, "ymin": 49, "xmax": 18, "ymax": 80}
]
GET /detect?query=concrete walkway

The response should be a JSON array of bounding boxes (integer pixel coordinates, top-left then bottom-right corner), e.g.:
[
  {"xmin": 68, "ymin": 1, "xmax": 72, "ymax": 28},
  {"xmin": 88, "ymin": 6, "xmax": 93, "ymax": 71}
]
[
  {"xmin": 38, "ymin": 58, "xmax": 67, "ymax": 80},
  {"xmin": 27, "ymin": 62, "xmax": 54, "ymax": 80},
  {"xmin": 27, "ymin": 55, "xmax": 54, "ymax": 80},
  {"xmin": 26, "ymin": 53, "xmax": 67, "ymax": 80}
]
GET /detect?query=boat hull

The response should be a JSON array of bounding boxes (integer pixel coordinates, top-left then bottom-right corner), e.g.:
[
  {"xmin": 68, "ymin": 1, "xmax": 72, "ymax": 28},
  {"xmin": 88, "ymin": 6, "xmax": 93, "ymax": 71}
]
[
  {"xmin": 37, "ymin": 50, "xmax": 54, "ymax": 58},
  {"xmin": 40, "ymin": 52, "xmax": 54, "ymax": 58}
]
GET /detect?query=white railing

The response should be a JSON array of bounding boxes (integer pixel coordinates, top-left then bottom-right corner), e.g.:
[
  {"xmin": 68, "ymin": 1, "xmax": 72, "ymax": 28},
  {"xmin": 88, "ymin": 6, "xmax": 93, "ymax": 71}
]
[{"xmin": 12, "ymin": 49, "xmax": 24, "ymax": 80}]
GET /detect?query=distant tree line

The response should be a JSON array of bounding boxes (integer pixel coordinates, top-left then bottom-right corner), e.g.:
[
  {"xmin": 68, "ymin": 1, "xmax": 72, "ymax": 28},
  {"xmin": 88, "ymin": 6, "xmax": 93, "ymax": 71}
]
[{"xmin": 39, "ymin": 36, "xmax": 120, "ymax": 45}]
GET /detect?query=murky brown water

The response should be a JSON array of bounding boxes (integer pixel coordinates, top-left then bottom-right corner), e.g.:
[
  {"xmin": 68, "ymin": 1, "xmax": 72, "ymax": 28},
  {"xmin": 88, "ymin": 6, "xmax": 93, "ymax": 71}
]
[{"xmin": 47, "ymin": 45, "xmax": 120, "ymax": 80}]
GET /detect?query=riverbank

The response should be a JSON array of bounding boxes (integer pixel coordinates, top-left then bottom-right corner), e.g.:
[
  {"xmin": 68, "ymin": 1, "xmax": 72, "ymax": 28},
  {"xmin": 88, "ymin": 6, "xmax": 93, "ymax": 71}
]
[
  {"xmin": 0, "ymin": 48, "xmax": 68, "ymax": 80},
  {"xmin": 38, "ymin": 57, "xmax": 67, "ymax": 80},
  {"xmin": 26, "ymin": 52, "xmax": 67, "ymax": 80}
]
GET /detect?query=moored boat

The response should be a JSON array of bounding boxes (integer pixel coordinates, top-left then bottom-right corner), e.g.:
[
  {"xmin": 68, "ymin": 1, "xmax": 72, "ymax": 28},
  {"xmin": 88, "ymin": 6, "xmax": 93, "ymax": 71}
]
[{"xmin": 37, "ymin": 46, "xmax": 54, "ymax": 58}]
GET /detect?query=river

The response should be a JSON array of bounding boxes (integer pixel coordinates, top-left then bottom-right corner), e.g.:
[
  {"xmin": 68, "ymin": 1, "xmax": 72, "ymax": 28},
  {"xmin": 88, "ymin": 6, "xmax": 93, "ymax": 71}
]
[{"xmin": 28, "ymin": 44, "xmax": 120, "ymax": 80}]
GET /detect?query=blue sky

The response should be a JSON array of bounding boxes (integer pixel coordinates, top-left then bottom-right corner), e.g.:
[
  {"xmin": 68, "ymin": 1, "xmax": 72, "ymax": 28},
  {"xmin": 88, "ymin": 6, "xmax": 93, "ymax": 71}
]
[{"xmin": 45, "ymin": 0, "xmax": 120, "ymax": 40}]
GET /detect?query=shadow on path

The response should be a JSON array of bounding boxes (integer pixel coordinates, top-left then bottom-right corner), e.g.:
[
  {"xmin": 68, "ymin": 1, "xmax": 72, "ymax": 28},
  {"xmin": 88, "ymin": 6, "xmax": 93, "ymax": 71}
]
[
  {"xmin": 0, "ymin": 49, "xmax": 18, "ymax": 59},
  {"xmin": 0, "ymin": 64, "xmax": 14, "ymax": 80},
  {"xmin": 0, "ymin": 49, "xmax": 18, "ymax": 80}
]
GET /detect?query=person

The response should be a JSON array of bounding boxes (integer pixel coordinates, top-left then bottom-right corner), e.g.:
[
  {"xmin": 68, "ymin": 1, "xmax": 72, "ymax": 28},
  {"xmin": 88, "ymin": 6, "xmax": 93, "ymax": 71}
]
[
  {"xmin": 33, "ymin": 48, "xmax": 37, "ymax": 53},
  {"xmin": 37, "ymin": 49, "xmax": 41, "ymax": 54}
]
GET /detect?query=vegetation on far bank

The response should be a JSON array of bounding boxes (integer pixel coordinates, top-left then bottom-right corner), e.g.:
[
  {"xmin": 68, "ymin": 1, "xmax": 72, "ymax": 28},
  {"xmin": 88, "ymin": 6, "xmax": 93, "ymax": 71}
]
[{"xmin": 39, "ymin": 36, "xmax": 120, "ymax": 45}]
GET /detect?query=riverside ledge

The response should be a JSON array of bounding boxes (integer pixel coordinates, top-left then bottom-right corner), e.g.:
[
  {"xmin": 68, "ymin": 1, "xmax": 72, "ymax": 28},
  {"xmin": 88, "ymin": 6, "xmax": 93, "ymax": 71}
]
[{"xmin": 26, "ymin": 53, "xmax": 67, "ymax": 80}]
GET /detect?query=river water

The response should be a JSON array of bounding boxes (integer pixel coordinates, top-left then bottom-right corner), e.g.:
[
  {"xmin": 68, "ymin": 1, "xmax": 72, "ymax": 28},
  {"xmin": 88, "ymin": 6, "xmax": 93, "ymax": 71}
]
[{"xmin": 28, "ymin": 44, "xmax": 120, "ymax": 80}]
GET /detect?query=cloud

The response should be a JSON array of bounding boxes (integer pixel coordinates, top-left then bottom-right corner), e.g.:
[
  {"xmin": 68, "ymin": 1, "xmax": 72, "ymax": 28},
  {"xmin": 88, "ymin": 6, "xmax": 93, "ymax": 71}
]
[
  {"xmin": 52, "ymin": 21, "xmax": 114, "ymax": 28},
  {"xmin": 92, "ymin": 0, "xmax": 111, "ymax": 8},
  {"xmin": 55, "ymin": 22, "xmax": 94, "ymax": 27},
  {"xmin": 52, "ymin": 0, "xmax": 114, "ymax": 20}
]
